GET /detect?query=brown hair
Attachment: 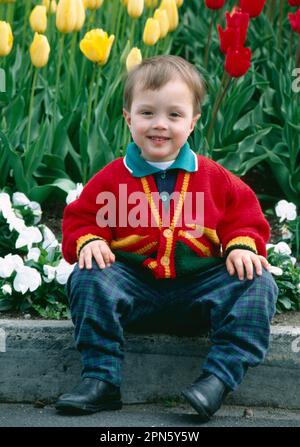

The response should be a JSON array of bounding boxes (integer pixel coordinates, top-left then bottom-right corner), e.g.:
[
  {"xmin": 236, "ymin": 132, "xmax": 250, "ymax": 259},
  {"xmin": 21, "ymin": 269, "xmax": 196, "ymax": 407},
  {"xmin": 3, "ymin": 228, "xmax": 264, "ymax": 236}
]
[{"xmin": 123, "ymin": 55, "xmax": 206, "ymax": 116}]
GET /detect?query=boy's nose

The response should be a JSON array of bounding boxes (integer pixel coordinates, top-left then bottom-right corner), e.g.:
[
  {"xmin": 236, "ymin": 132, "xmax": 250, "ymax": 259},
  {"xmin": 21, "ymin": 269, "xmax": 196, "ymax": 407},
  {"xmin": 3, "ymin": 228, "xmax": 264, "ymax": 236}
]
[{"xmin": 152, "ymin": 118, "xmax": 168, "ymax": 129}]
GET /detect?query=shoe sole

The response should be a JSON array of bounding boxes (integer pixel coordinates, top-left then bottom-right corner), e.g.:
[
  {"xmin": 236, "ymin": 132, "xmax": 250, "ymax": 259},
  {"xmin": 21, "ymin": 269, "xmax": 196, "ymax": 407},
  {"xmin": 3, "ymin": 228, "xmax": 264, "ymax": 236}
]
[
  {"xmin": 55, "ymin": 400, "xmax": 123, "ymax": 415},
  {"xmin": 181, "ymin": 389, "xmax": 211, "ymax": 423}
]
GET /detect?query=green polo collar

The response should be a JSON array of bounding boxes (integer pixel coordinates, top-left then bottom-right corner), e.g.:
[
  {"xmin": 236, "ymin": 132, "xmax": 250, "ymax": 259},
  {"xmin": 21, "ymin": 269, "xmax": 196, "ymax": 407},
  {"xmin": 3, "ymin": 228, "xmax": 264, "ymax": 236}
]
[{"xmin": 123, "ymin": 141, "xmax": 198, "ymax": 177}]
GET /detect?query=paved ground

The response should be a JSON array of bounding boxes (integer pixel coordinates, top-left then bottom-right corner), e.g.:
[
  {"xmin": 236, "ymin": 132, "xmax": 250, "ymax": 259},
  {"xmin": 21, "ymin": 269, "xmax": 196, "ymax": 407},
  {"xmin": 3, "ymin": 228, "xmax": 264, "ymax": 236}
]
[{"xmin": 1, "ymin": 402, "xmax": 300, "ymax": 428}]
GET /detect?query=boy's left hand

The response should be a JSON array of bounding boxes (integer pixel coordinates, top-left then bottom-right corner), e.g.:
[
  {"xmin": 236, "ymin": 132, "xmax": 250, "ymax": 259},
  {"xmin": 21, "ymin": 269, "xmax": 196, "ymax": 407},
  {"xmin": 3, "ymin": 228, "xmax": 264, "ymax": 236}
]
[{"xmin": 226, "ymin": 249, "xmax": 270, "ymax": 281}]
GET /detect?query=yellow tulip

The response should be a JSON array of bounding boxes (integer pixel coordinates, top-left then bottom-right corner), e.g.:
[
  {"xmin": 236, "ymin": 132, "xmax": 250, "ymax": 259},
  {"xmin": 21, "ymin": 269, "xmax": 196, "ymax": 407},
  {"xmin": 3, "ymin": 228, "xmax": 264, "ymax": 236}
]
[
  {"xmin": 145, "ymin": 0, "xmax": 158, "ymax": 7},
  {"xmin": 153, "ymin": 8, "xmax": 169, "ymax": 38},
  {"xmin": 50, "ymin": 0, "xmax": 57, "ymax": 13},
  {"xmin": 127, "ymin": 0, "xmax": 144, "ymax": 19},
  {"xmin": 74, "ymin": 0, "xmax": 86, "ymax": 31},
  {"xmin": 160, "ymin": 0, "xmax": 178, "ymax": 31},
  {"xmin": 29, "ymin": 6, "xmax": 47, "ymax": 34},
  {"xmin": 126, "ymin": 47, "xmax": 142, "ymax": 72},
  {"xmin": 0, "ymin": 21, "xmax": 13, "ymax": 57},
  {"xmin": 56, "ymin": 0, "xmax": 85, "ymax": 33},
  {"xmin": 175, "ymin": 0, "xmax": 183, "ymax": 6},
  {"xmin": 42, "ymin": 0, "xmax": 57, "ymax": 14},
  {"xmin": 143, "ymin": 18, "xmax": 160, "ymax": 46},
  {"xmin": 80, "ymin": 29, "xmax": 115, "ymax": 65},
  {"xmin": 84, "ymin": 0, "xmax": 104, "ymax": 9},
  {"xmin": 29, "ymin": 33, "xmax": 50, "ymax": 68}
]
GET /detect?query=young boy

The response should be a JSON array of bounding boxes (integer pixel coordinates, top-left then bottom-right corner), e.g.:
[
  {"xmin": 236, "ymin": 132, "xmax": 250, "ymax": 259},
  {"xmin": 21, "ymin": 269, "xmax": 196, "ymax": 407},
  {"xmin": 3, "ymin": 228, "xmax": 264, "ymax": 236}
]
[{"xmin": 55, "ymin": 55, "xmax": 278, "ymax": 422}]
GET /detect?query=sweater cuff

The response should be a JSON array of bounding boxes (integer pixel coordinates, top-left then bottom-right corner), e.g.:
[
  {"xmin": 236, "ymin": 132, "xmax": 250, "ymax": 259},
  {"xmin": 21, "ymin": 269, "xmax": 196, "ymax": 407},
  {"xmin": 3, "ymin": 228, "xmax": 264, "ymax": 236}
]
[
  {"xmin": 224, "ymin": 236, "xmax": 257, "ymax": 258},
  {"xmin": 76, "ymin": 234, "xmax": 108, "ymax": 258}
]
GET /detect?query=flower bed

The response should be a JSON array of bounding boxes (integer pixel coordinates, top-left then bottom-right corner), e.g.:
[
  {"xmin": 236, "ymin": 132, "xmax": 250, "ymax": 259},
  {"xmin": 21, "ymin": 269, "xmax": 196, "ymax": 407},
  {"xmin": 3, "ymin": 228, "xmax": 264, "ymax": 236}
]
[{"xmin": 0, "ymin": 186, "xmax": 299, "ymax": 319}]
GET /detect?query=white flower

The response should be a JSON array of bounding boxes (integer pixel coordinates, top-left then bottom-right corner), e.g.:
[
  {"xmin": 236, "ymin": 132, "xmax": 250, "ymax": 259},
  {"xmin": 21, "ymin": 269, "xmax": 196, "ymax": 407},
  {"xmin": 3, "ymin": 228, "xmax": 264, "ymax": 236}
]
[
  {"xmin": 0, "ymin": 254, "xmax": 24, "ymax": 278},
  {"xmin": 0, "ymin": 192, "xmax": 12, "ymax": 217},
  {"xmin": 275, "ymin": 200, "xmax": 297, "ymax": 222},
  {"xmin": 12, "ymin": 192, "xmax": 30, "ymax": 207},
  {"xmin": 297, "ymin": 283, "xmax": 300, "ymax": 293},
  {"xmin": 66, "ymin": 183, "xmax": 83, "ymax": 205},
  {"xmin": 41, "ymin": 225, "xmax": 59, "ymax": 261},
  {"xmin": 267, "ymin": 244, "xmax": 275, "ymax": 251},
  {"xmin": 13, "ymin": 266, "xmax": 42, "ymax": 294},
  {"xmin": 281, "ymin": 224, "xmax": 293, "ymax": 240},
  {"xmin": 42, "ymin": 225, "xmax": 58, "ymax": 249},
  {"xmin": 43, "ymin": 265, "xmax": 56, "ymax": 283},
  {"xmin": 26, "ymin": 247, "xmax": 41, "ymax": 262},
  {"xmin": 291, "ymin": 257, "xmax": 297, "ymax": 266},
  {"xmin": 15, "ymin": 226, "xmax": 43, "ymax": 249},
  {"xmin": 56, "ymin": 259, "xmax": 75, "ymax": 285},
  {"xmin": 274, "ymin": 242, "xmax": 292, "ymax": 256},
  {"xmin": 5, "ymin": 211, "xmax": 26, "ymax": 233},
  {"xmin": 27, "ymin": 201, "xmax": 42, "ymax": 224},
  {"xmin": 269, "ymin": 265, "xmax": 283, "ymax": 276},
  {"xmin": 1, "ymin": 284, "xmax": 12, "ymax": 295}
]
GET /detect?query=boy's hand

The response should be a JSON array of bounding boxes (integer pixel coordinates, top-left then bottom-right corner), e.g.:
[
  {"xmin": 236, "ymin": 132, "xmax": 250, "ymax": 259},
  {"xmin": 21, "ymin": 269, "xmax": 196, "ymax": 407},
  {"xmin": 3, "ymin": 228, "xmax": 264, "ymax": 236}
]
[
  {"xmin": 79, "ymin": 239, "xmax": 115, "ymax": 270},
  {"xmin": 226, "ymin": 249, "xmax": 270, "ymax": 281}
]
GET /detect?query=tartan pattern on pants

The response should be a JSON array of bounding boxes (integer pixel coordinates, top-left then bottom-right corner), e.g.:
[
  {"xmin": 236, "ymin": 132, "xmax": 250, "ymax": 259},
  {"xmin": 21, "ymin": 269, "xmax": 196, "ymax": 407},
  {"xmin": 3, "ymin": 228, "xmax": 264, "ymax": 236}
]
[{"xmin": 66, "ymin": 259, "xmax": 278, "ymax": 390}]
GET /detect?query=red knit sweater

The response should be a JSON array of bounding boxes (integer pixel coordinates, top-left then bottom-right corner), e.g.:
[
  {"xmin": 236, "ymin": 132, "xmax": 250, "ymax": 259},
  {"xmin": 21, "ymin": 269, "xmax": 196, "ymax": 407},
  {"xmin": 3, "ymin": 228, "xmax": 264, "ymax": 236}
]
[{"xmin": 62, "ymin": 155, "xmax": 270, "ymax": 279}]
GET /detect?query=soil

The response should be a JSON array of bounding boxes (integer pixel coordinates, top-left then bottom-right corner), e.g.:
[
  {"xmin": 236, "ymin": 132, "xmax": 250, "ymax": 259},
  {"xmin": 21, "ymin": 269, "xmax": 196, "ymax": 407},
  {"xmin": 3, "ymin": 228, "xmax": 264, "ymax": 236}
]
[
  {"xmin": 41, "ymin": 200, "xmax": 65, "ymax": 241},
  {"xmin": 241, "ymin": 162, "xmax": 282, "ymax": 211}
]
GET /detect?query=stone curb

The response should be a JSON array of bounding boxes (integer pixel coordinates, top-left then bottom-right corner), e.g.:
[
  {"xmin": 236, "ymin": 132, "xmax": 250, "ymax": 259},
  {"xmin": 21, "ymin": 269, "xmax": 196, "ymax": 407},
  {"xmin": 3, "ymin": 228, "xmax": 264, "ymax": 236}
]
[{"xmin": 0, "ymin": 320, "xmax": 300, "ymax": 409}]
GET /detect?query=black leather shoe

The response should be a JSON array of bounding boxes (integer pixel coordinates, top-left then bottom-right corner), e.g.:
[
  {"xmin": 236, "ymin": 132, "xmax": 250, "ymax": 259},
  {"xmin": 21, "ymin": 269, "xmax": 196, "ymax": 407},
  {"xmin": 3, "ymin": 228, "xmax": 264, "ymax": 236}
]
[
  {"xmin": 55, "ymin": 378, "xmax": 122, "ymax": 414},
  {"xmin": 181, "ymin": 373, "xmax": 230, "ymax": 422}
]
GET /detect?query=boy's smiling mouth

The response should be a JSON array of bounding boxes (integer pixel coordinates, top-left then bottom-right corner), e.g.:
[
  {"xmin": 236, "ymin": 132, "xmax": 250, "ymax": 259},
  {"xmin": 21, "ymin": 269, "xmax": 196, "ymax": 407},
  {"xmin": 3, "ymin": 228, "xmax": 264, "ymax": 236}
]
[{"xmin": 147, "ymin": 136, "xmax": 171, "ymax": 142}]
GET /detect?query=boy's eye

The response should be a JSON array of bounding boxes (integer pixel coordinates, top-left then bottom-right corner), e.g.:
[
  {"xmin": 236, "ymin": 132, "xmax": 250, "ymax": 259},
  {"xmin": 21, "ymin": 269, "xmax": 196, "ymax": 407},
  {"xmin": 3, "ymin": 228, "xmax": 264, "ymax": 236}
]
[{"xmin": 140, "ymin": 111, "xmax": 181, "ymax": 117}]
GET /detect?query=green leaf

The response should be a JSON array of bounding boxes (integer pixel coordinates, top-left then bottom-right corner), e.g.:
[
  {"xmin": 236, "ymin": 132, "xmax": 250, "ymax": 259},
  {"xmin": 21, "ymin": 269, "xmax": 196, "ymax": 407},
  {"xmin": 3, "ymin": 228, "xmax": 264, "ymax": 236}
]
[{"xmin": 278, "ymin": 297, "xmax": 292, "ymax": 310}]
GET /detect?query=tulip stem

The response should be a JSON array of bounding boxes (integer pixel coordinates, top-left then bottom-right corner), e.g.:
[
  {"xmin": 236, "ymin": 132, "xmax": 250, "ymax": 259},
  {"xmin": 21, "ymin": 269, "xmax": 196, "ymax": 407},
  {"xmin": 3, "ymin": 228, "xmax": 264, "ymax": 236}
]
[
  {"xmin": 277, "ymin": 0, "xmax": 284, "ymax": 50},
  {"xmin": 120, "ymin": 5, "xmax": 127, "ymax": 44},
  {"xmin": 113, "ymin": 5, "xmax": 124, "ymax": 58},
  {"xmin": 206, "ymin": 72, "xmax": 231, "ymax": 155},
  {"xmin": 83, "ymin": 64, "xmax": 97, "ymax": 183},
  {"xmin": 66, "ymin": 33, "xmax": 77, "ymax": 108},
  {"xmin": 53, "ymin": 34, "xmax": 65, "ymax": 130},
  {"xmin": 130, "ymin": 19, "xmax": 136, "ymax": 47},
  {"xmin": 6, "ymin": 2, "xmax": 15, "ymax": 24},
  {"xmin": 21, "ymin": 0, "xmax": 32, "ymax": 54},
  {"xmin": 204, "ymin": 11, "xmax": 215, "ymax": 69},
  {"xmin": 94, "ymin": 66, "xmax": 102, "ymax": 114},
  {"xmin": 25, "ymin": 68, "xmax": 38, "ymax": 154},
  {"xmin": 296, "ymin": 35, "xmax": 300, "ymax": 68},
  {"xmin": 289, "ymin": 32, "xmax": 294, "ymax": 59},
  {"xmin": 110, "ymin": 0, "xmax": 118, "ymax": 35},
  {"xmin": 86, "ymin": 64, "xmax": 97, "ymax": 137},
  {"xmin": 267, "ymin": 0, "xmax": 275, "ymax": 24}
]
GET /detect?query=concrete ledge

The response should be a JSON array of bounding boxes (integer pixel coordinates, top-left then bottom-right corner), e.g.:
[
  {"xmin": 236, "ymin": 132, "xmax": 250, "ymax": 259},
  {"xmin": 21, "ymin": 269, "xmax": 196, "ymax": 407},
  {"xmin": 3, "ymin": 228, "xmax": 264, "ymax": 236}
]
[{"xmin": 0, "ymin": 319, "xmax": 300, "ymax": 409}]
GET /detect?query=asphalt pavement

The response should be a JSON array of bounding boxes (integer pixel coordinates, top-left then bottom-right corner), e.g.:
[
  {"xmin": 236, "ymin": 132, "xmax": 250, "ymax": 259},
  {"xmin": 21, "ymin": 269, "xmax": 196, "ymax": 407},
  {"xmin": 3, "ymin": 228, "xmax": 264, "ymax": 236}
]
[{"xmin": 1, "ymin": 402, "xmax": 300, "ymax": 428}]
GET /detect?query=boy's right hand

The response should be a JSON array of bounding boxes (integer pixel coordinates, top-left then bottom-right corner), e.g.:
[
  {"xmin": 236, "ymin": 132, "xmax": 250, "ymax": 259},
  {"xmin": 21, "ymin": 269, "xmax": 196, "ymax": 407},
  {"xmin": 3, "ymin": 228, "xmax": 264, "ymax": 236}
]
[{"xmin": 79, "ymin": 239, "xmax": 115, "ymax": 270}]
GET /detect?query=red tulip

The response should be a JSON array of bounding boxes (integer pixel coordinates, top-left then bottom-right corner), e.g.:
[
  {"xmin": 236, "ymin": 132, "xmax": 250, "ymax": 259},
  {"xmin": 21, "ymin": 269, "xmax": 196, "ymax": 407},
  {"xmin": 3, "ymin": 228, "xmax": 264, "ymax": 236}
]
[
  {"xmin": 205, "ymin": 0, "xmax": 226, "ymax": 10},
  {"xmin": 288, "ymin": 10, "xmax": 300, "ymax": 33},
  {"xmin": 225, "ymin": 46, "xmax": 252, "ymax": 77},
  {"xmin": 218, "ymin": 10, "xmax": 249, "ymax": 54},
  {"xmin": 239, "ymin": 0, "xmax": 266, "ymax": 18},
  {"xmin": 288, "ymin": 0, "xmax": 300, "ymax": 6}
]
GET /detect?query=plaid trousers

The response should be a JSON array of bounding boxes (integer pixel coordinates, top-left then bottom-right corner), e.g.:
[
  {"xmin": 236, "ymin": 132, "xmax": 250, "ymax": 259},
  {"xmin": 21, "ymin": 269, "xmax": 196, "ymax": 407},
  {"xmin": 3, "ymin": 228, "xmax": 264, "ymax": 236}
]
[{"xmin": 66, "ymin": 259, "xmax": 278, "ymax": 391}]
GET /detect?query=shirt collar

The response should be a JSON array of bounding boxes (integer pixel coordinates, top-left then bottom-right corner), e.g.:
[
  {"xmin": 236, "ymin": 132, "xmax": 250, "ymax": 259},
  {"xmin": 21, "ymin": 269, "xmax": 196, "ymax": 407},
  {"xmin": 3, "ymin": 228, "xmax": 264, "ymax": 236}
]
[{"xmin": 123, "ymin": 141, "xmax": 198, "ymax": 177}]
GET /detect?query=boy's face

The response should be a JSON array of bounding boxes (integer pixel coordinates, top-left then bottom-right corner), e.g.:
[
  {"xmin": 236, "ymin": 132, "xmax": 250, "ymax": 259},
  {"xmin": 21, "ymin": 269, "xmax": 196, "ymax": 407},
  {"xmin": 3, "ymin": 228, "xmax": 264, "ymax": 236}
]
[{"xmin": 123, "ymin": 77, "xmax": 201, "ymax": 162}]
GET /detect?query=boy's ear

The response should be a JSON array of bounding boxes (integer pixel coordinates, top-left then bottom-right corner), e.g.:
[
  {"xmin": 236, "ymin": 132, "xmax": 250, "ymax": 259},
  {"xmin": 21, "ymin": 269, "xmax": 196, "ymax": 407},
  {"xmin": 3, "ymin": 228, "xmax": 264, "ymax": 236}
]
[
  {"xmin": 123, "ymin": 108, "xmax": 131, "ymax": 127},
  {"xmin": 190, "ymin": 113, "xmax": 201, "ymax": 132}
]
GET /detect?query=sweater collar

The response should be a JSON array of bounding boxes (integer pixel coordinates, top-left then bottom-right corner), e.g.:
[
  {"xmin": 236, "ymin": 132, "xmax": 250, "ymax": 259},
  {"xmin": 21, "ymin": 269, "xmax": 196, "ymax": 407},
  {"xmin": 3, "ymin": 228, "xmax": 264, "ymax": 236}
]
[{"xmin": 123, "ymin": 141, "xmax": 198, "ymax": 178}]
